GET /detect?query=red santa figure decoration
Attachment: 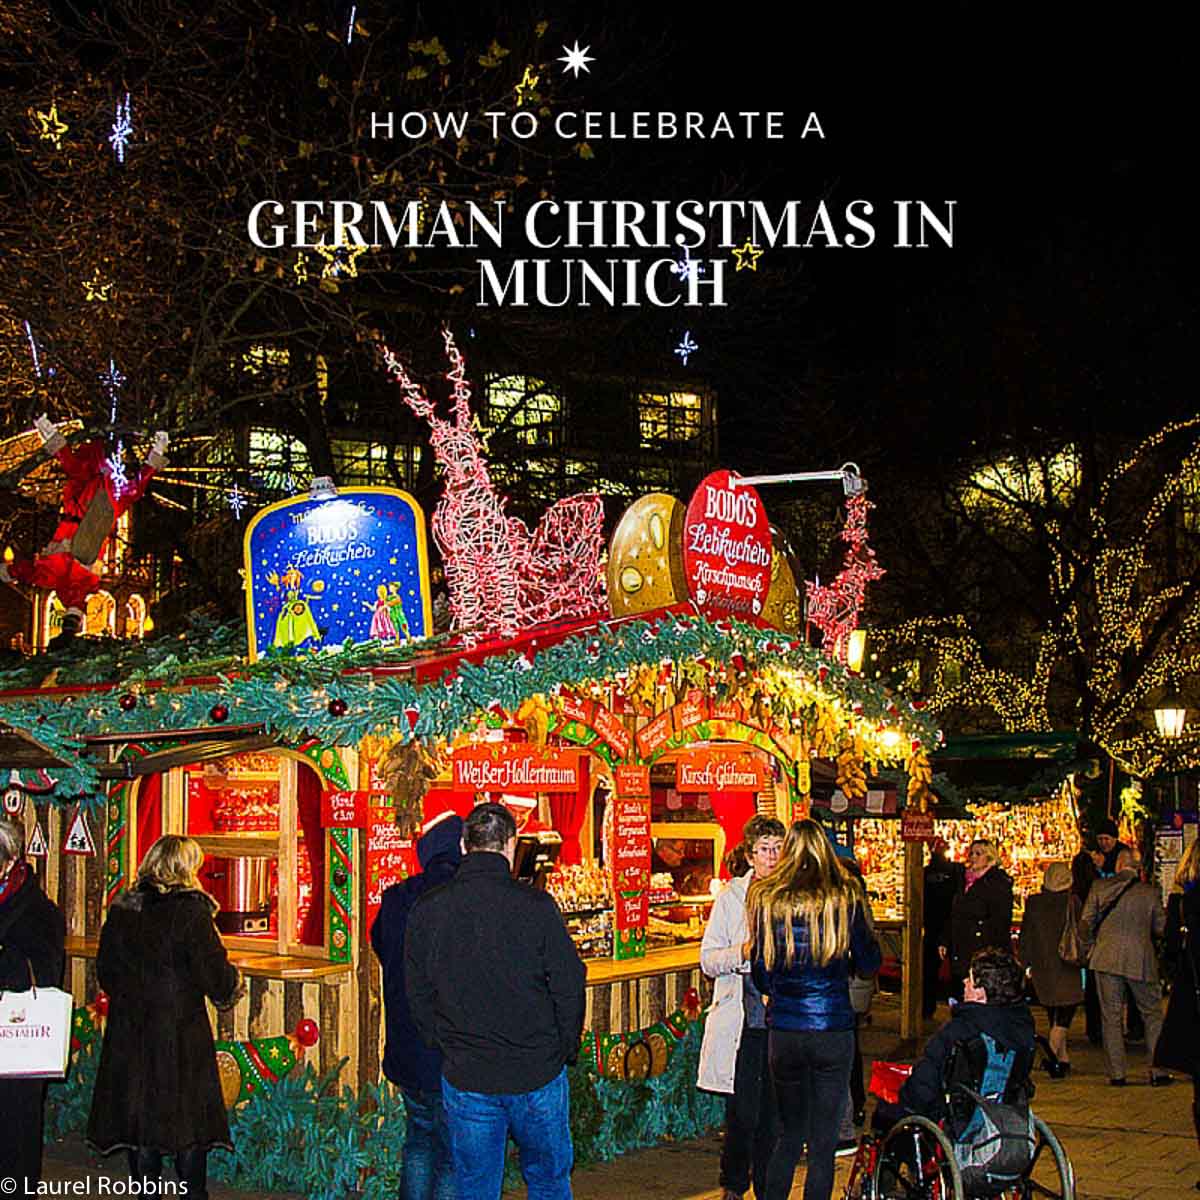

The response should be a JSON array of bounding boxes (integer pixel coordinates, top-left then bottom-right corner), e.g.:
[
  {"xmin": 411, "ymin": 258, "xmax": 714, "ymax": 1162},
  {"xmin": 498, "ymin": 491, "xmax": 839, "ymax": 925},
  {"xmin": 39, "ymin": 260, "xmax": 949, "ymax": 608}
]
[{"xmin": 0, "ymin": 415, "xmax": 168, "ymax": 625}]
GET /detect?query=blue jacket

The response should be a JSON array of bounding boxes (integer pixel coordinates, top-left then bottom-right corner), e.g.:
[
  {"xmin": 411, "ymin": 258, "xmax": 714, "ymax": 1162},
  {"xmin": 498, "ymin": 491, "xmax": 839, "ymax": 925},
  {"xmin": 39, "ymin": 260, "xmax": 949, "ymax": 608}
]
[
  {"xmin": 370, "ymin": 814, "xmax": 462, "ymax": 1092},
  {"xmin": 752, "ymin": 903, "xmax": 881, "ymax": 1032}
]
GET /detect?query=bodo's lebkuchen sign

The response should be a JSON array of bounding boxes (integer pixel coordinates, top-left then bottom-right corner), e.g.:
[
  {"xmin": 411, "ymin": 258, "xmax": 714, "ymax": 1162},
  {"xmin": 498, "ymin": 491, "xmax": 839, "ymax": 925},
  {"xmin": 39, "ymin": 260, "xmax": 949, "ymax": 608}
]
[
  {"xmin": 681, "ymin": 469, "xmax": 772, "ymax": 619},
  {"xmin": 243, "ymin": 486, "xmax": 433, "ymax": 661}
]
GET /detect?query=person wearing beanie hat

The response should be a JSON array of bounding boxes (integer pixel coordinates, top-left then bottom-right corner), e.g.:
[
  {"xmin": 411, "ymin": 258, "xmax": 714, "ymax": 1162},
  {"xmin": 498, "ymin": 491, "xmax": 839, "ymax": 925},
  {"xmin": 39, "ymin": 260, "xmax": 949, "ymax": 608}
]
[
  {"xmin": 371, "ymin": 811, "xmax": 464, "ymax": 1200},
  {"xmin": 1018, "ymin": 862, "xmax": 1084, "ymax": 1076},
  {"xmin": 1095, "ymin": 819, "xmax": 1128, "ymax": 877}
]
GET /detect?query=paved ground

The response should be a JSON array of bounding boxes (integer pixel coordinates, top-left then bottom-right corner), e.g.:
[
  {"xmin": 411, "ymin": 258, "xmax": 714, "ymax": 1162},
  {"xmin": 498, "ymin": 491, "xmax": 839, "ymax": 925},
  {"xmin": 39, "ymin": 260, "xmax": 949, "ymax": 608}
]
[{"xmin": 42, "ymin": 993, "xmax": 1198, "ymax": 1198}]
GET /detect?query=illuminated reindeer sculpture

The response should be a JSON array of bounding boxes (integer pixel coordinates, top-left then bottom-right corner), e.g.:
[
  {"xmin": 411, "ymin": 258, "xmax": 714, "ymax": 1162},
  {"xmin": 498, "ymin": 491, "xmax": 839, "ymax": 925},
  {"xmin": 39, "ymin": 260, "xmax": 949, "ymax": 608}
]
[{"xmin": 381, "ymin": 329, "xmax": 605, "ymax": 640}]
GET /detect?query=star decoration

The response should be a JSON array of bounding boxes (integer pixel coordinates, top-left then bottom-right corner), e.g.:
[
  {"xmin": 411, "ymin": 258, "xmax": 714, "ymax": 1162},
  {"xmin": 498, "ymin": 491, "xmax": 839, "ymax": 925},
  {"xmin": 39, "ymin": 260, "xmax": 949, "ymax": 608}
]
[
  {"xmin": 83, "ymin": 271, "xmax": 113, "ymax": 302},
  {"xmin": 32, "ymin": 102, "xmax": 68, "ymax": 149},
  {"xmin": 674, "ymin": 331, "xmax": 698, "ymax": 366},
  {"xmin": 732, "ymin": 240, "xmax": 764, "ymax": 271},
  {"xmin": 293, "ymin": 253, "xmax": 309, "ymax": 284},
  {"xmin": 315, "ymin": 235, "xmax": 367, "ymax": 279},
  {"xmin": 515, "ymin": 65, "xmax": 539, "ymax": 106},
  {"xmin": 228, "ymin": 484, "xmax": 247, "ymax": 518},
  {"xmin": 109, "ymin": 92, "xmax": 133, "ymax": 163},
  {"xmin": 558, "ymin": 41, "xmax": 594, "ymax": 77}
]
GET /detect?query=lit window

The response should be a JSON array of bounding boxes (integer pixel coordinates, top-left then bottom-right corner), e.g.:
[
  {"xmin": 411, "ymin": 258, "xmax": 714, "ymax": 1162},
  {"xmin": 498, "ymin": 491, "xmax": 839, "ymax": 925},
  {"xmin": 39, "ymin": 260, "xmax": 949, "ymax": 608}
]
[
  {"xmin": 250, "ymin": 429, "xmax": 310, "ymax": 492},
  {"xmin": 487, "ymin": 376, "xmax": 562, "ymax": 447},
  {"xmin": 638, "ymin": 392, "xmax": 702, "ymax": 445}
]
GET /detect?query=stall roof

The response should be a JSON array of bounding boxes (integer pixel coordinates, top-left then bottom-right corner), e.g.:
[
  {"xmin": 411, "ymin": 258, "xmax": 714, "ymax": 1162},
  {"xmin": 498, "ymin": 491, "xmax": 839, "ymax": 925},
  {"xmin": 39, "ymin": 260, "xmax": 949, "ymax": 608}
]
[
  {"xmin": 0, "ymin": 722, "xmax": 72, "ymax": 770},
  {"xmin": 930, "ymin": 732, "xmax": 1081, "ymax": 809},
  {"xmin": 936, "ymin": 733, "xmax": 1079, "ymax": 762}
]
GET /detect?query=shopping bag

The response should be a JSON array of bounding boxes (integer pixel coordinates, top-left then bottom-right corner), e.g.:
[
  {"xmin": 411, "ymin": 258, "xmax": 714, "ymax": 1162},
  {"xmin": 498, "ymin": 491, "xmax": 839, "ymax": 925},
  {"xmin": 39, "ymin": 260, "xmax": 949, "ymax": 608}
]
[
  {"xmin": 0, "ymin": 983, "xmax": 74, "ymax": 1079},
  {"xmin": 1057, "ymin": 894, "xmax": 1085, "ymax": 968}
]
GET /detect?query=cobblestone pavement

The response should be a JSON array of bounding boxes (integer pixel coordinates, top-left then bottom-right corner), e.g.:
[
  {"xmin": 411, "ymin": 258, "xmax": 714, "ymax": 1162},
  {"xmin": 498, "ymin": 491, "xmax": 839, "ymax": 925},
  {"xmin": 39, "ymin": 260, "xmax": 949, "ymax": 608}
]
[{"xmin": 42, "ymin": 993, "xmax": 1198, "ymax": 1199}]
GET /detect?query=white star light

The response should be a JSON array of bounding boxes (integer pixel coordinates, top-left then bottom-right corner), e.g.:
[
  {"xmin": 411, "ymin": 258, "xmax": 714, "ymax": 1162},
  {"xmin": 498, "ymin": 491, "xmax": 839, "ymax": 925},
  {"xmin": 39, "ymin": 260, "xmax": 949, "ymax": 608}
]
[
  {"xmin": 228, "ymin": 484, "xmax": 247, "ymax": 519},
  {"xmin": 674, "ymin": 331, "xmax": 698, "ymax": 366},
  {"xmin": 558, "ymin": 41, "xmax": 594, "ymax": 77}
]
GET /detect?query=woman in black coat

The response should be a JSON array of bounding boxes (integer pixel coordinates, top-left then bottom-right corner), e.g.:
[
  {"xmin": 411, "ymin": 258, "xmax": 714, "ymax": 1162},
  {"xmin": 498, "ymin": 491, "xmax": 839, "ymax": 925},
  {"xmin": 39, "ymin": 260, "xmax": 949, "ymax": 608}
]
[
  {"xmin": 88, "ymin": 835, "xmax": 241, "ymax": 1199},
  {"xmin": 1154, "ymin": 840, "xmax": 1200, "ymax": 1190},
  {"xmin": 943, "ymin": 838, "xmax": 1014, "ymax": 999},
  {"xmin": 0, "ymin": 817, "xmax": 66, "ymax": 1194}
]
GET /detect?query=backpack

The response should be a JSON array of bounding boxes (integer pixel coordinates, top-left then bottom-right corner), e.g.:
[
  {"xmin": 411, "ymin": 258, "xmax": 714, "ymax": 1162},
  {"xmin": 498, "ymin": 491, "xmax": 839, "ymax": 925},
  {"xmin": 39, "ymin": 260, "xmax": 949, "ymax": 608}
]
[{"xmin": 945, "ymin": 1033, "xmax": 1036, "ymax": 1197}]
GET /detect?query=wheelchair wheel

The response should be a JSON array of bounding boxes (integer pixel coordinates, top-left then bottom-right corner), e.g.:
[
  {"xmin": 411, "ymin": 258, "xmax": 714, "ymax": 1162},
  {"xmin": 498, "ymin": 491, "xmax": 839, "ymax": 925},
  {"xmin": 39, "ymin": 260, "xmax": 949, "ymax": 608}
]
[
  {"xmin": 1004, "ymin": 1115, "xmax": 1075, "ymax": 1199},
  {"xmin": 872, "ymin": 1115, "xmax": 964, "ymax": 1200}
]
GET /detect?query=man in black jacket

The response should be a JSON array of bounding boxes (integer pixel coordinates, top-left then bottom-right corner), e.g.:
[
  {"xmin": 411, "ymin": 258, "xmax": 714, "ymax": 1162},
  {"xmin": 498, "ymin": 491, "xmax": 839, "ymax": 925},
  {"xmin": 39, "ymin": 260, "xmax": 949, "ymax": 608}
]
[
  {"xmin": 405, "ymin": 802, "xmax": 586, "ymax": 1200},
  {"xmin": 370, "ymin": 809, "xmax": 462, "ymax": 1200}
]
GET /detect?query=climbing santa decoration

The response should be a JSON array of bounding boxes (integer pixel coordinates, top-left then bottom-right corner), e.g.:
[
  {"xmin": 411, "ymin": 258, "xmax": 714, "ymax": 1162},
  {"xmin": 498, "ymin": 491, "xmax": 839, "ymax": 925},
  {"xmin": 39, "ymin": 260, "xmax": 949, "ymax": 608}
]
[
  {"xmin": 380, "ymin": 329, "xmax": 606, "ymax": 642},
  {"xmin": 0, "ymin": 414, "xmax": 168, "ymax": 624}
]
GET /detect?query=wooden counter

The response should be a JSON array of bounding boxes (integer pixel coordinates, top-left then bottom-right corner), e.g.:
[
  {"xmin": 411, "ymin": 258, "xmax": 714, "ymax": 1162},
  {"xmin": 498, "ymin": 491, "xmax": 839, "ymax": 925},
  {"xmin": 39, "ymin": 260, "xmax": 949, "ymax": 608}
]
[
  {"xmin": 65, "ymin": 934, "xmax": 352, "ymax": 980},
  {"xmin": 585, "ymin": 942, "xmax": 700, "ymax": 984}
]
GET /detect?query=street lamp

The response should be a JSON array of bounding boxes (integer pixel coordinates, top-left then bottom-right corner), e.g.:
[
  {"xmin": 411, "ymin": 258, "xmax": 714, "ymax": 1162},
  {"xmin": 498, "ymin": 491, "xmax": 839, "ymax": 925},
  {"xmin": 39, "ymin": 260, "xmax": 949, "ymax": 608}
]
[{"xmin": 1154, "ymin": 696, "xmax": 1187, "ymax": 740}]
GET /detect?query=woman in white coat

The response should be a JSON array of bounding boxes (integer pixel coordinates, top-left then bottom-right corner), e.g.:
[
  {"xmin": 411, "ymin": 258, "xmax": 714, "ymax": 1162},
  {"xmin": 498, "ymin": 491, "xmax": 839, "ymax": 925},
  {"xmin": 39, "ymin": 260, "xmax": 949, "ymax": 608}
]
[{"xmin": 698, "ymin": 815, "xmax": 786, "ymax": 1200}]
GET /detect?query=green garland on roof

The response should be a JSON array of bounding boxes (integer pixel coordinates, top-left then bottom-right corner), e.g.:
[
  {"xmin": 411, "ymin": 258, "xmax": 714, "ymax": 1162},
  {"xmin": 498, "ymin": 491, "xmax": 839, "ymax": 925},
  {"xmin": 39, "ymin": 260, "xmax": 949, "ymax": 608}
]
[{"xmin": 2, "ymin": 614, "xmax": 940, "ymax": 809}]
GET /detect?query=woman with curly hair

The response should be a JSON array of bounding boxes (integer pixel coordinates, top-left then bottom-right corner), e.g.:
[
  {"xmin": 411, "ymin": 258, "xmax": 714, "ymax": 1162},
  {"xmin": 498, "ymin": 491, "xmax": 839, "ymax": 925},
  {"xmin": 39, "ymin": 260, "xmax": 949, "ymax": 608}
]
[{"xmin": 748, "ymin": 820, "xmax": 881, "ymax": 1200}]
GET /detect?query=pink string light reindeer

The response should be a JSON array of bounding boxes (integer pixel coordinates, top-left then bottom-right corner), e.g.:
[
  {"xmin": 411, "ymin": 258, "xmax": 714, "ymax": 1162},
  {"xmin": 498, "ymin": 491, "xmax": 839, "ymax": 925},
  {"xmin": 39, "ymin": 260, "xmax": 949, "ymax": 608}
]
[
  {"xmin": 381, "ymin": 329, "xmax": 605, "ymax": 641},
  {"xmin": 804, "ymin": 492, "xmax": 885, "ymax": 664}
]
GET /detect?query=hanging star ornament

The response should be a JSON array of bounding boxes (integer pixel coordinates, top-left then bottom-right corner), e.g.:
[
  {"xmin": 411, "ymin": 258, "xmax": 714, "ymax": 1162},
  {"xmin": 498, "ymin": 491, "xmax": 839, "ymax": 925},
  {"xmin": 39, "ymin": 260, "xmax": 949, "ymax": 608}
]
[
  {"xmin": 32, "ymin": 102, "xmax": 68, "ymax": 149},
  {"xmin": 315, "ymin": 235, "xmax": 367, "ymax": 279},
  {"xmin": 83, "ymin": 271, "xmax": 113, "ymax": 302},
  {"xmin": 515, "ymin": 65, "xmax": 539, "ymax": 106},
  {"xmin": 732, "ymin": 240, "xmax": 764, "ymax": 271},
  {"xmin": 558, "ymin": 41, "xmax": 594, "ymax": 77},
  {"xmin": 674, "ymin": 331, "xmax": 698, "ymax": 366}
]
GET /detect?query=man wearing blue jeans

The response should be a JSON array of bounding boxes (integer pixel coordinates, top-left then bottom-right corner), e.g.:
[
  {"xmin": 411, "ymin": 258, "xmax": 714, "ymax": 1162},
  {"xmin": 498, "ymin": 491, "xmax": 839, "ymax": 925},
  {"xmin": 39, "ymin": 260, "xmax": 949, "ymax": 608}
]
[
  {"xmin": 371, "ymin": 808, "xmax": 464, "ymax": 1200},
  {"xmin": 406, "ymin": 803, "xmax": 586, "ymax": 1199}
]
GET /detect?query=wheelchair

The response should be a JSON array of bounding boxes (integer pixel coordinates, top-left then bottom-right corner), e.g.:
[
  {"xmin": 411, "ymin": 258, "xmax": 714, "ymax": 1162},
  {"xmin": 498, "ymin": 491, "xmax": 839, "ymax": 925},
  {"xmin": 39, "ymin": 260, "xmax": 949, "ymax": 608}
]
[{"xmin": 842, "ymin": 1044, "xmax": 1075, "ymax": 1199}]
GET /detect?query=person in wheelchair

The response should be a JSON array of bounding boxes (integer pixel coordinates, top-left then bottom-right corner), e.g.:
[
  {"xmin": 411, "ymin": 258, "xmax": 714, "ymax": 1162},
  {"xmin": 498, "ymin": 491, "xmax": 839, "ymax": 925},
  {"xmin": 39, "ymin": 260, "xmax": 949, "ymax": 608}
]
[{"xmin": 876, "ymin": 948, "xmax": 1035, "ymax": 1132}]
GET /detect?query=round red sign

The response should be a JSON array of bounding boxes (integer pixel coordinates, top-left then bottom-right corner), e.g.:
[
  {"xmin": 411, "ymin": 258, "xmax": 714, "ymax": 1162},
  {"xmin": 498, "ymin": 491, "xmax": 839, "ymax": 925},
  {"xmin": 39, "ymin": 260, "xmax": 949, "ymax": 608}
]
[{"xmin": 682, "ymin": 470, "xmax": 772, "ymax": 618}]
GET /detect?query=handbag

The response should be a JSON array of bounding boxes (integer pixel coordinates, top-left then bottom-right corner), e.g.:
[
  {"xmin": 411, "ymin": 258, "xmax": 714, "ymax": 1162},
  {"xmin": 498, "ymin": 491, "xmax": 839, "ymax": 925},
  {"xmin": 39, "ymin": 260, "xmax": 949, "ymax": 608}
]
[
  {"xmin": 0, "ymin": 961, "xmax": 74, "ymax": 1080},
  {"xmin": 1057, "ymin": 894, "xmax": 1085, "ymax": 968}
]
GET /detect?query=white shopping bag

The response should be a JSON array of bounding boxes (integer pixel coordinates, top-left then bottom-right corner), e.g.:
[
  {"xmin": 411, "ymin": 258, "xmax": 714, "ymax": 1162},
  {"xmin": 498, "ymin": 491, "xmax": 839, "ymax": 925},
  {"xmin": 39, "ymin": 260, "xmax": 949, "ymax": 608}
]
[{"xmin": 0, "ymin": 983, "xmax": 74, "ymax": 1079}]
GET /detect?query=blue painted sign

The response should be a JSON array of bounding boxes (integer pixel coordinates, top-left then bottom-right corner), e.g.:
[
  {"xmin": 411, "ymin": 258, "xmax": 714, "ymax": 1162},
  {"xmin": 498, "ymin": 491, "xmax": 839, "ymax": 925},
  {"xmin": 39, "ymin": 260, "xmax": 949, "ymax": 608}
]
[{"xmin": 243, "ymin": 487, "xmax": 432, "ymax": 661}]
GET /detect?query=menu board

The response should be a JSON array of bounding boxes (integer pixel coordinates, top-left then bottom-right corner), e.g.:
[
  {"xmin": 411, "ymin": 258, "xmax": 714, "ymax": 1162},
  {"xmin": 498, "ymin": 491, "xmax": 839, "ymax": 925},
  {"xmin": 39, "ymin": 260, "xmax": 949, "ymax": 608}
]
[
  {"xmin": 365, "ymin": 804, "xmax": 416, "ymax": 934},
  {"xmin": 612, "ymin": 788, "xmax": 652, "ymax": 961}
]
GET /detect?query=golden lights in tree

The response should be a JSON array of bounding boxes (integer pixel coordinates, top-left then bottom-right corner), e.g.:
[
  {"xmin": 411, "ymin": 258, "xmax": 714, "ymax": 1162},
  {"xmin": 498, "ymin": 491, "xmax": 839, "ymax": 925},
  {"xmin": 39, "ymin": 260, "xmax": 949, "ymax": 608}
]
[{"xmin": 31, "ymin": 102, "xmax": 68, "ymax": 149}]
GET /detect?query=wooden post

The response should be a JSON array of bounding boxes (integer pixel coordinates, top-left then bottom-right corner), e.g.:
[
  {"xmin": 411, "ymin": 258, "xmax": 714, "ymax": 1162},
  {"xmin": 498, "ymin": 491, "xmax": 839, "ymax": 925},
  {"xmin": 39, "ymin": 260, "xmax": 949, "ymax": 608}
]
[{"xmin": 900, "ymin": 839, "xmax": 924, "ymax": 1041}]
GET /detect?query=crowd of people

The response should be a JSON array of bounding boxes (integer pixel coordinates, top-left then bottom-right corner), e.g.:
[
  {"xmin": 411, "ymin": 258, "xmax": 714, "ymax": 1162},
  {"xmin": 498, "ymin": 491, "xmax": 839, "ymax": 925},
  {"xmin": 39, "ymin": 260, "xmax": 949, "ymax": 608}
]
[{"xmin": 2, "ymin": 805, "xmax": 1199, "ymax": 1200}]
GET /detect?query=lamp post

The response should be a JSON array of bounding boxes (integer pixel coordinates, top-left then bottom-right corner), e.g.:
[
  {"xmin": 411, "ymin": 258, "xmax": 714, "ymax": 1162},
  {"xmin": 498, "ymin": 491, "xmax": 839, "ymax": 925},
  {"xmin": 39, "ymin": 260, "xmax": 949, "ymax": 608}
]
[{"xmin": 1154, "ymin": 694, "xmax": 1187, "ymax": 809}]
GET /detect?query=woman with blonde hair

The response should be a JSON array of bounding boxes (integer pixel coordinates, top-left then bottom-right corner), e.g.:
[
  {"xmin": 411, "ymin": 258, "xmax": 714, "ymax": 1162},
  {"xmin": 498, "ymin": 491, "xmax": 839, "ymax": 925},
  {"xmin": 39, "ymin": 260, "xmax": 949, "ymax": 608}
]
[
  {"xmin": 88, "ymin": 835, "xmax": 242, "ymax": 1200},
  {"xmin": 1154, "ymin": 839, "xmax": 1200, "ymax": 1190},
  {"xmin": 748, "ymin": 820, "xmax": 880, "ymax": 1200},
  {"xmin": 944, "ymin": 837, "xmax": 1014, "ymax": 1000}
]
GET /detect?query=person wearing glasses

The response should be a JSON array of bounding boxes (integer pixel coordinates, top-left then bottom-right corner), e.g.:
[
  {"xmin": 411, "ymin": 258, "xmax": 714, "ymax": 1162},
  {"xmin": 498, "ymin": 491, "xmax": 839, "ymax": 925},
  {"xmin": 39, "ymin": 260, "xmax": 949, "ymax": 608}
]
[
  {"xmin": 698, "ymin": 815, "xmax": 787, "ymax": 1200},
  {"xmin": 942, "ymin": 839, "xmax": 1014, "ymax": 1003}
]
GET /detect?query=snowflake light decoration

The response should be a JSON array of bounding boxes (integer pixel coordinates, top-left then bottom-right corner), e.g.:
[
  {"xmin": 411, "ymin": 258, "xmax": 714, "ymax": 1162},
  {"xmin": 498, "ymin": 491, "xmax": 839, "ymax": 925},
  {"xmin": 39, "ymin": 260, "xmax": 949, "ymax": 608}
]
[
  {"xmin": 24, "ymin": 321, "xmax": 44, "ymax": 379},
  {"xmin": 228, "ymin": 483, "xmax": 247, "ymax": 518},
  {"xmin": 674, "ymin": 331, "xmax": 698, "ymax": 365},
  {"xmin": 99, "ymin": 358, "xmax": 125, "ymax": 421},
  {"xmin": 105, "ymin": 441, "xmax": 129, "ymax": 498},
  {"xmin": 109, "ymin": 93, "xmax": 133, "ymax": 163},
  {"xmin": 672, "ymin": 245, "xmax": 704, "ymax": 285}
]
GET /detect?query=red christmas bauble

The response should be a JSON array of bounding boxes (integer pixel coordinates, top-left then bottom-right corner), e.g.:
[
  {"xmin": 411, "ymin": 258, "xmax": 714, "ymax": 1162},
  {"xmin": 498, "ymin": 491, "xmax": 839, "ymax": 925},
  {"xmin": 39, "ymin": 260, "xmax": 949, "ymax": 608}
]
[
  {"xmin": 327, "ymin": 697, "xmax": 348, "ymax": 718},
  {"xmin": 682, "ymin": 986, "xmax": 702, "ymax": 1018},
  {"xmin": 118, "ymin": 692, "xmax": 137, "ymax": 712},
  {"xmin": 210, "ymin": 703, "xmax": 230, "ymax": 723},
  {"xmin": 93, "ymin": 991, "xmax": 109, "ymax": 1017},
  {"xmin": 295, "ymin": 1018, "xmax": 320, "ymax": 1047}
]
